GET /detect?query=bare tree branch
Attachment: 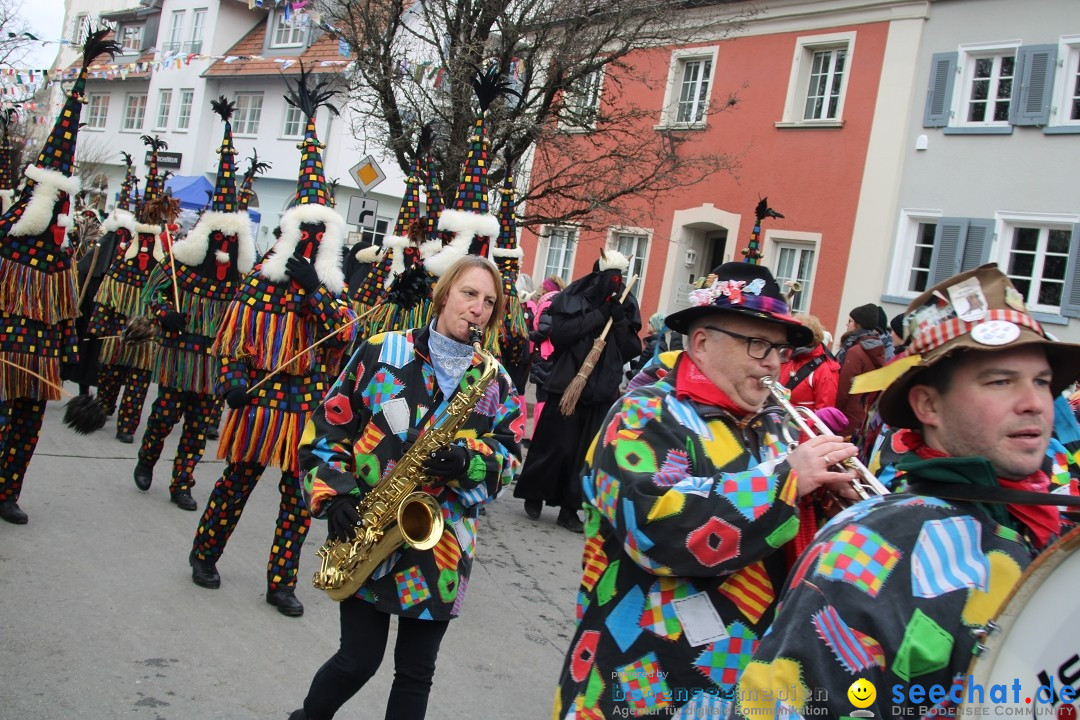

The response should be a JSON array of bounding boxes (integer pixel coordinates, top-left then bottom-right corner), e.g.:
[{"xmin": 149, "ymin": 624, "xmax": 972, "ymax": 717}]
[{"xmin": 314, "ymin": 0, "xmax": 757, "ymax": 228}]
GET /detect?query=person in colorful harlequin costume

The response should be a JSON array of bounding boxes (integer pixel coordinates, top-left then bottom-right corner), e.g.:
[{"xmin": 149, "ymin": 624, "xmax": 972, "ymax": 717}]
[
  {"xmin": 288, "ymin": 255, "xmax": 523, "ymax": 720},
  {"xmin": 187, "ymin": 68, "xmax": 357, "ymax": 618},
  {"xmin": 132, "ymin": 97, "xmax": 255, "ymax": 512},
  {"xmin": 87, "ymin": 134, "xmax": 177, "ymax": 443},
  {"xmin": 0, "ymin": 29, "xmax": 121, "ymax": 525},
  {"xmin": 735, "ymin": 264, "xmax": 1080, "ymax": 719},
  {"xmin": 552, "ymin": 262, "xmax": 863, "ymax": 719}
]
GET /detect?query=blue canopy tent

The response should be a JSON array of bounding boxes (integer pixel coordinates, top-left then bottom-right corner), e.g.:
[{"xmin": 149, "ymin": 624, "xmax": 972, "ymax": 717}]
[{"xmin": 161, "ymin": 174, "xmax": 261, "ymax": 229}]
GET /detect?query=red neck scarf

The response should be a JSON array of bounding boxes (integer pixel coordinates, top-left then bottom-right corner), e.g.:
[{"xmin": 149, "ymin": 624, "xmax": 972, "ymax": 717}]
[
  {"xmin": 904, "ymin": 429, "xmax": 1060, "ymax": 549},
  {"xmin": 674, "ymin": 354, "xmax": 750, "ymax": 418}
]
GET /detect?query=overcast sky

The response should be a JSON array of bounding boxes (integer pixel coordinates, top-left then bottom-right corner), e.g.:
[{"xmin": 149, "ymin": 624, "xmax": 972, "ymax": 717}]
[{"xmin": 16, "ymin": 0, "xmax": 66, "ymax": 69}]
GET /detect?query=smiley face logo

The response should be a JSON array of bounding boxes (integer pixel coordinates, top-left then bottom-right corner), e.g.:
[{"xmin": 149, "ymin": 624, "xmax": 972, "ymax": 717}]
[{"xmin": 847, "ymin": 678, "xmax": 876, "ymax": 708}]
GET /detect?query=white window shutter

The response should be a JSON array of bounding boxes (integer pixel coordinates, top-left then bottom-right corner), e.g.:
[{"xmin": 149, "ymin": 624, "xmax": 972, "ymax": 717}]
[
  {"xmin": 1060, "ymin": 224, "xmax": 1080, "ymax": 318},
  {"xmin": 1011, "ymin": 45, "xmax": 1058, "ymax": 126},
  {"xmin": 924, "ymin": 52, "xmax": 958, "ymax": 128}
]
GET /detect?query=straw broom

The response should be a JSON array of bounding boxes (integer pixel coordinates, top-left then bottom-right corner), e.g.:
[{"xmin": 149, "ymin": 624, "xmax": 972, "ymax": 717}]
[{"xmin": 559, "ymin": 274, "xmax": 638, "ymax": 416}]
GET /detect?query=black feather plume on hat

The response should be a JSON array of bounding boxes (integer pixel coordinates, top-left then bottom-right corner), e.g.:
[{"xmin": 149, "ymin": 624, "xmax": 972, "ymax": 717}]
[
  {"xmin": 210, "ymin": 95, "xmax": 236, "ymax": 122},
  {"xmin": 284, "ymin": 62, "xmax": 340, "ymax": 120}
]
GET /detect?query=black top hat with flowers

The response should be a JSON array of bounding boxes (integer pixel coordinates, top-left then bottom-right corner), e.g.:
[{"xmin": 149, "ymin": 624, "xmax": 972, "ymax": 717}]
[{"xmin": 665, "ymin": 262, "xmax": 812, "ymax": 346}]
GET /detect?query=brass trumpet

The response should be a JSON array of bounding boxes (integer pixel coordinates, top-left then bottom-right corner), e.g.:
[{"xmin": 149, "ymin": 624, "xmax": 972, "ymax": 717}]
[{"xmin": 759, "ymin": 375, "xmax": 890, "ymax": 500}]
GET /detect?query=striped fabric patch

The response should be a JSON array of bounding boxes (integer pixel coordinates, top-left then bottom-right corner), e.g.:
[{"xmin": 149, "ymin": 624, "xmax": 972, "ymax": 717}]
[
  {"xmin": 718, "ymin": 561, "xmax": 774, "ymax": 625},
  {"xmin": 432, "ymin": 530, "xmax": 462, "ymax": 571},
  {"xmin": 911, "ymin": 516, "xmax": 989, "ymax": 598},
  {"xmin": 654, "ymin": 449, "xmax": 691, "ymax": 488},
  {"xmin": 581, "ymin": 535, "xmax": 609, "ymax": 593},
  {"xmin": 378, "ymin": 332, "xmax": 413, "ymax": 368},
  {"xmin": 812, "ymin": 605, "xmax": 884, "ymax": 673},
  {"xmin": 665, "ymin": 394, "xmax": 711, "ymax": 439}
]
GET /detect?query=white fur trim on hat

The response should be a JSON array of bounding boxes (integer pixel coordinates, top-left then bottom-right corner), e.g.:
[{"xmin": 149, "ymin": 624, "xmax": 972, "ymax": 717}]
[
  {"xmin": 352, "ymin": 244, "xmax": 382, "ymax": 263},
  {"xmin": 102, "ymin": 208, "xmax": 137, "ymax": 234},
  {"xmin": 437, "ymin": 208, "xmax": 500, "ymax": 240},
  {"xmin": 419, "ymin": 237, "xmax": 442, "ymax": 259},
  {"xmin": 599, "ymin": 249, "xmax": 630, "ymax": 272},
  {"xmin": 383, "ymin": 234, "xmax": 410, "ymax": 277},
  {"xmin": 422, "ymin": 232, "xmax": 471, "ymax": 278},
  {"xmin": 172, "ymin": 211, "xmax": 256, "ymax": 275},
  {"xmin": 0, "ymin": 189, "xmax": 13, "ymax": 214},
  {"xmin": 134, "ymin": 222, "xmax": 163, "ymax": 235},
  {"xmin": 9, "ymin": 165, "xmax": 82, "ymax": 237},
  {"xmin": 259, "ymin": 203, "xmax": 346, "ymax": 295},
  {"xmin": 490, "ymin": 246, "xmax": 524, "ymax": 260}
]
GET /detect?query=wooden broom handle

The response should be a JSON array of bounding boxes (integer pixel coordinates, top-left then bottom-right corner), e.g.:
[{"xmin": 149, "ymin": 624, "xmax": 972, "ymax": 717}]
[{"xmin": 0, "ymin": 357, "xmax": 73, "ymax": 397}]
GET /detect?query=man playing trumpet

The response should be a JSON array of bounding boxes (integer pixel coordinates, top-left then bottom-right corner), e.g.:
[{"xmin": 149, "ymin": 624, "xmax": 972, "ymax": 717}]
[{"xmin": 553, "ymin": 262, "xmax": 860, "ymax": 719}]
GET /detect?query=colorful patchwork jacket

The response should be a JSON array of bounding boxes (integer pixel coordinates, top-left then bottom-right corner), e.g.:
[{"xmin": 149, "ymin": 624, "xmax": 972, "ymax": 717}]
[
  {"xmin": 300, "ymin": 326, "xmax": 523, "ymax": 621},
  {"xmin": 554, "ymin": 351, "xmax": 804, "ymax": 719},
  {"xmin": 734, "ymin": 453, "xmax": 1068, "ymax": 719}
]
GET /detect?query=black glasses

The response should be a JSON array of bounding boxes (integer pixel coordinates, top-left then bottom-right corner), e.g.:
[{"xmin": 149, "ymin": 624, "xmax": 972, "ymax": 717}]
[{"xmin": 703, "ymin": 325, "xmax": 795, "ymax": 363}]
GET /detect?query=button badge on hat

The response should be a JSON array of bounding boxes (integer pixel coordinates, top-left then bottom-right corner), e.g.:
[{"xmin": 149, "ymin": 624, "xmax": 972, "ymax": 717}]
[{"xmin": 971, "ymin": 320, "xmax": 1022, "ymax": 346}]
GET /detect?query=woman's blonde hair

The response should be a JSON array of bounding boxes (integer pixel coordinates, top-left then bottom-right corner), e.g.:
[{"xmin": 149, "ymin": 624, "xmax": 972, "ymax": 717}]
[
  {"xmin": 793, "ymin": 313, "xmax": 826, "ymax": 347},
  {"xmin": 430, "ymin": 255, "xmax": 507, "ymax": 344}
]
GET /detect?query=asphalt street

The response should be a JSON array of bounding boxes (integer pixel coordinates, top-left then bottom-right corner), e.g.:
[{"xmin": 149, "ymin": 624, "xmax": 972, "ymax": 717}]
[{"xmin": 0, "ymin": 388, "xmax": 584, "ymax": 720}]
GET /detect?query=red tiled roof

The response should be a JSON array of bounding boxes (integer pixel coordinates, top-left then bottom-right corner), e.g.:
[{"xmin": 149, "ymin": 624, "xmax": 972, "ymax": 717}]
[{"xmin": 203, "ymin": 20, "xmax": 349, "ymax": 78}]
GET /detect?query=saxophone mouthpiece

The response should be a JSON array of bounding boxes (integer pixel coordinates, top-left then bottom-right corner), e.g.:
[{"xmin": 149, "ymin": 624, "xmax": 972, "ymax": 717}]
[{"xmin": 468, "ymin": 324, "xmax": 483, "ymax": 348}]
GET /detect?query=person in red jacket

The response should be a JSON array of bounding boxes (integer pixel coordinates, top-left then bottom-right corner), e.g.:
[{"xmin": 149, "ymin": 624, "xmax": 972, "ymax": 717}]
[
  {"xmin": 834, "ymin": 303, "xmax": 887, "ymax": 437},
  {"xmin": 778, "ymin": 313, "xmax": 839, "ymax": 412}
]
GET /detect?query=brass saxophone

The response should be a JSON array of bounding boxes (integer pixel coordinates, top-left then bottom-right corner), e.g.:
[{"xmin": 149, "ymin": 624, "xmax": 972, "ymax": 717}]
[{"xmin": 312, "ymin": 325, "xmax": 500, "ymax": 601}]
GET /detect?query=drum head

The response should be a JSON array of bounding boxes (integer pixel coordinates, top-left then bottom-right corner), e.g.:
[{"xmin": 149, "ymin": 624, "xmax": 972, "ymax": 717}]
[{"xmin": 965, "ymin": 525, "xmax": 1080, "ymax": 710}]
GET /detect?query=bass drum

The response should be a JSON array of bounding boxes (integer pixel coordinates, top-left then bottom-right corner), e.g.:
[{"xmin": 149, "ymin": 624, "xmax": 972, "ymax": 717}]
[{"xmin": 965, "ymin": 524, "xmax": 1080, "ymax": 710}]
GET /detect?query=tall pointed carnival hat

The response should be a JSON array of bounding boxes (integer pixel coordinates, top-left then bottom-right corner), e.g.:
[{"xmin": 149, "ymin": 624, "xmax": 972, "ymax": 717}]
[
  {"xmin": 170, "ymin": 96, "xmax": 255, "ymax": 276},
  {"xmin": 99, "ymin": 151, "xmax": 140, "ymax": 255},
  {"xmin": 116, "ymin": 150, "xmax": 138, "ymax": 211},
  {"xmin": 259, "ymin": 64, "xmax": 346, "ymax": 295},
  {"xmin": 493, "ymin": 145, "xmax": 528, "ymax": 362},
  {"xmin": 423, "ymin": 134, "xmax": 444, "ymax": 243},
  {"xmin": 356, "ymin": 127, "xmax": 433, "ymax": 333},
  {"xmin": 237, "ymin": 149, "xmax": 270, "ymax": 212},
  {"xmin": 0, "ymin": 107, "xmax": 19, "ymax": 212},
  {"xmin": 140, "ymin": 134, "xmax": 168, "ymax": 205},
  {"xmin": 127, "ymin": 134, "xmax": 172, "ymax": 265},
  {"xmin": 425, "ymin": 65, "xmax": 515, "ymax": 277},
  {"xmin": 0, "ymin": 28, "xmax": 120, "ymax": 329}
]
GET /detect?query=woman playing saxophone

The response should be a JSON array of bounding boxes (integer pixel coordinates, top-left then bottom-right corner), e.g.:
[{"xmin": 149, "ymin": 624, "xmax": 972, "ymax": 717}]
[{"xmin": 290, "ymin": 255, "xmax": 523, "ymax": 720}]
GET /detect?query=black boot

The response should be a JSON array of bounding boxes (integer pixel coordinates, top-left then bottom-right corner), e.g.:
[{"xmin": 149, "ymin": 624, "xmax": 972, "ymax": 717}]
[
  {"xmin": 287, "ymin": 710, "xmax": 307, "ymax": 720},
  {"xmin": 266, "ymin": 586, "xmax": 304, "ymax": 617},
  {"xmin": 523, "ymin": 498, "xmax": 542, "ymax": 520},
  {"xmin": 206, "ymin": 425, "xmax": 219, "ymax": 441},
  {"xmin": 0, "ymin": 500, "xmax": 28, "ymax": 525},
  {"xmin": 556, "ymin": 507, "xmax": 584, "ymax": 533},
  {"xmin": 116, "ymin": 431, "xmax": 134, "ymax": 444},
  {"xmin": 170, "ymin": 490, "xmax": 197, "ymax": 511},
  {"xmin": 189, "ymin": 549, "xmax": 220, "ymax": 589},
  {"xmin": 133, "ymin": 462, "xmax": 153, "ymax": 491}
]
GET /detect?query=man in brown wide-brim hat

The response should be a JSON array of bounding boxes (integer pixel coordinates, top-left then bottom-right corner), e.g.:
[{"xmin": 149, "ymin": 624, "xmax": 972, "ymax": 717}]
[{"xmin": 734, "ymin": 262, "xmax": 1080, "ymax": 718}]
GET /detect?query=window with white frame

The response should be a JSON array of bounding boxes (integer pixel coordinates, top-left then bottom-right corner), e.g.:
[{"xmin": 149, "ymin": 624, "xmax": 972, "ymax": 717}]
[
  {"xmin": 779, "ymin": 33, "xmax": 854, "ymax": 126},
  {"xmin": 907, "ymin": 221, "xmax": 937, "ymax": 293},
  {"xmin": 891, "ymin": 212, "xmax": 996, "ymax": 297},
  {"xmin": 165, "ymin": 11, "xmax": 185, "ymax": 53},
  {"xmin": 86, "ymin": 94, "xmax": 109, "ymax": 129},
  {"xmin": 1003, "ymin": 225, "xmax": 1071, "ymax": 311},
  {"xmin": 270, "ymin": 9, "xmax": 307, "ymax": 48},
  {"xmin": 155, "ymin": 89, "xmax": 172, "ymax": 130},
  {"xmin": 772, "ymin": 243, "xmax": 816, "ymax": 313},
  {"xmin": 189, "ymin": 9, "xmax": 206, "ymax": 53},
  {"xmin": 119, "ymin": 24, "xmax": 143, "ymax": 53},
  {"xmin": 562, "ymin": 69, "xmax": 603, "ymax": 130},
  {"xmin": 542, "ymin": 227, "xmax": 576, "ymax": 283},
  {"xmin": 659, "ymin": 49, "xmax": 716, "ymax": 127},
  {"xmin": 71, "ymin": 13, "xmax": 88, "ymax": 43},
  {"xmin": 1049, "ymin": 37, "xmax": 1080, "ymax": 127},
  {"xmin": 176, "ymin": 89, "xmax": 194, "ymax": 130},
  {"xmin": 281, "ymin": 105, "xmax": 303, "ymax": 138},
  {"xmin": 610, "ymin": 231, "xmax": 648, "ymax": 293},
  {"xmin": 961, "ymin": 49, "xmax": 1016, "ymax": 125},
  {"xmin": 1067, "ymin": 46, "xmax": 1080, "ymax": 122},
  {"xmin": 233, "ymin": 93, "xmax": 263, "ymax": 135},
  {"xmin": 122, "ymin": 93, "xmax": 147, "ymax": 131}
]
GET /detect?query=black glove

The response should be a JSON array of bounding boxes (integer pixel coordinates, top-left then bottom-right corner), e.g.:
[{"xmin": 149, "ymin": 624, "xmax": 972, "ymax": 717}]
[
  {"xmin": 422, "ymin": 445, "xmax": 471, "ymax": 484},
  {"xmin": 609, "ymin": 300, "xmax": 626, "ymax": 323},
  {"xmin": 286, "ymin": 255, "xmax": 321, "ymax": 293},
  {"xmin": 224, "ymin": 386, "xmax": 249, "ymax": 409},
  {"xmin": 161, "ymin": 311, "xmax": 187, "ymax": 333},
  {"xmin": 325, "ymin": 495, "xmax": 362, "ymax": 543}
]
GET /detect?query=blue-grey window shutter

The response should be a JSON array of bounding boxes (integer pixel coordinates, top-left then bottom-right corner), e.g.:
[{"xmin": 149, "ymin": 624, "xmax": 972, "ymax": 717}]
[
  {"xmin": 1061, "ymin": 223, "xmax": 1080, "ymax": 318},
  {"xmin": 924, "ymin": 52, "xmax": 958, "ymax": 128},
  {"xmin": 929, "ymin": 218, "xmax": 967, "ymax": 286},
  {"xmin": 960, "ymin": 219, "xmax": 995, "ymax": 271},
  {"xmin": 1011, "ymin": 45, "xmax": 1058, "ymax": 126}
]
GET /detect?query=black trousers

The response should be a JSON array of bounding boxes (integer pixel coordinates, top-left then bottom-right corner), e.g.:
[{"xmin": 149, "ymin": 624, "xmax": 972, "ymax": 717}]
[{"xmin": 302, "ymin": 597, "xmax": 450, "ymax": 720}]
